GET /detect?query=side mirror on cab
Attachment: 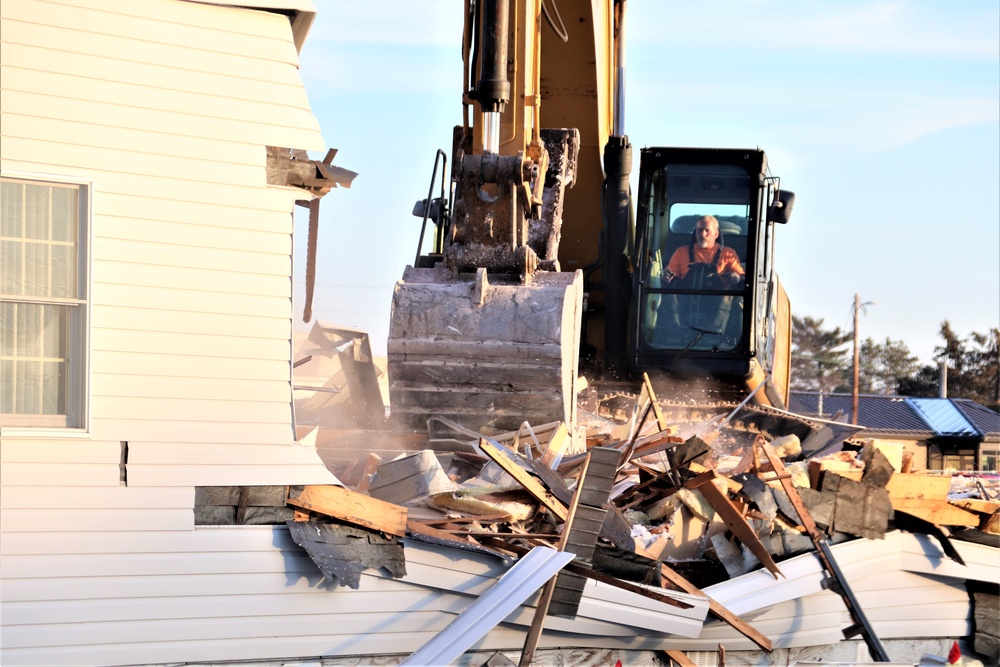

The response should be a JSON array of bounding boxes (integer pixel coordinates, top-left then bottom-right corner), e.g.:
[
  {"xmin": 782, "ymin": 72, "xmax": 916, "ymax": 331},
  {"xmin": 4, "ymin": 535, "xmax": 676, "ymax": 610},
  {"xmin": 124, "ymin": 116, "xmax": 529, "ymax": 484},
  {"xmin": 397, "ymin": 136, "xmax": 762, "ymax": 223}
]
[{"xmin": 767, "ymin": 190, "xmax": 795, "ymax": 224}]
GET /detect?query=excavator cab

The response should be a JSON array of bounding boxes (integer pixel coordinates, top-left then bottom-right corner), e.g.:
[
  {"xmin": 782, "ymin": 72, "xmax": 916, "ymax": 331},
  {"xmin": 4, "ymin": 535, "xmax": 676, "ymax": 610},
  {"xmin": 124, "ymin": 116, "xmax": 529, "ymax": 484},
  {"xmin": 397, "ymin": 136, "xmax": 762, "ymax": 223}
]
[{"xmin": 629, "ymin": 147, "xmax": 795, "ymax": 407}]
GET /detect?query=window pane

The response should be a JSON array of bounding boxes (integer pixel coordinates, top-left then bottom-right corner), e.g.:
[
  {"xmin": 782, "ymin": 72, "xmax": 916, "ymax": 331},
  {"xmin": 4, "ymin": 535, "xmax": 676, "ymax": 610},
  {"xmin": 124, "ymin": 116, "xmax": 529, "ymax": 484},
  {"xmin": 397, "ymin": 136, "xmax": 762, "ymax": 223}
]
[
  {"xmin": 50, "ymin": 187, "xmax": 78, "ymax": 243},
  {"xmin": 23, "ymin": 240, "xmax": 50, "ymax": 297},
  {"xmin": 1, "ymin": 178, "xmax": 85, "ymax": 429},
  {"xmin": 0, "ymin": 302, "xmax": 71, "ymax": 418},
  {"xmin": 0, "ymin": 239, "xmax": 21, "ymax": 294},
  {"xmin": 23, "ymin": 184, "xmax": 49, "ymax": 241},
  {"xmin": 0, "ymin": 359, "xmax": 13, "ymax": 413},
  {"xmin": 1, "ymin": 181, "xmax": 24, "ymax": 238},
  {"xmin": 49, "ymin": 243, "xmax": 76, "ymax": 298}
]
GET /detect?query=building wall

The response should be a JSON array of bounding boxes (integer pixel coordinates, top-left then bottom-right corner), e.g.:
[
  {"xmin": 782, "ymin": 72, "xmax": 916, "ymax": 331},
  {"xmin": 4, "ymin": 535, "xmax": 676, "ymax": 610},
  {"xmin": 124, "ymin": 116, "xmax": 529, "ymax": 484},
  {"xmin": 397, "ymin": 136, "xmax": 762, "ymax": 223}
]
[{"xmin": 1, "ymin": 1, "xmax": 339, "ymax": 664}]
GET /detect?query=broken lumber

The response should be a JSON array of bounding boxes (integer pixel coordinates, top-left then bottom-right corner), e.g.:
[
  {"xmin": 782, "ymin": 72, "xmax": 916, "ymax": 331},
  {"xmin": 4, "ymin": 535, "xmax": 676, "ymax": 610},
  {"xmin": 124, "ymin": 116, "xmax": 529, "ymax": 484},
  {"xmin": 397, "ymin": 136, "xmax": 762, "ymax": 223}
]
[
  {"xmin": 759, "ymin": 442, "xmax": 891, "ymax": 663},
  {"xmin": 479, "ymin": 439, "xmax": 569, "ymax": 521},
  {"xmin": 684, "ymin": 469, "xmax": 783, "ymax": 579},
  {"xmin": 287, "ymin": 484, "xmax": 407, "ymax": 537},
  {"xmin": 658, "ymin": 563, "xmax": 772, "ymax": 652}
]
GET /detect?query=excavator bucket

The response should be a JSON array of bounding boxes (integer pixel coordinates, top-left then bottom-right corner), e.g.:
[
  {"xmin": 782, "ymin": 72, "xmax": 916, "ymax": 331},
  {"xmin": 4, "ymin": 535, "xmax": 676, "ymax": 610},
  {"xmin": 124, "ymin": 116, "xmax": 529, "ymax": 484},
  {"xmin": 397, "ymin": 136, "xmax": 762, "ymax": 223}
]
[{"xmin": 387, "ymin": 265, "xmax": 584, "ymax": 432}]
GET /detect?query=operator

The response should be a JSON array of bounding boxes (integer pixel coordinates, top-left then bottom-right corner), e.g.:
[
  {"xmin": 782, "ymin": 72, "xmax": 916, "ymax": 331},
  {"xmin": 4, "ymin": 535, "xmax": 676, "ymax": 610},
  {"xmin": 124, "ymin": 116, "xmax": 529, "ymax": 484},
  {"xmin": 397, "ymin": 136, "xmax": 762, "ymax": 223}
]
[{"xmin": 664, "ymin": 215, "xmax": 744, "ymax": 288}]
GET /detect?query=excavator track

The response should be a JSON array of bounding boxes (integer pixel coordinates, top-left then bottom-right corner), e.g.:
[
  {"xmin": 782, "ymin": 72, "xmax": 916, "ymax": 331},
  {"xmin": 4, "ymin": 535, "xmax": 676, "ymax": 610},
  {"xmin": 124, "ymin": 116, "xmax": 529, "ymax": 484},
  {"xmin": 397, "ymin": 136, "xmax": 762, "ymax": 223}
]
[{"xmin": 591, "ymin": 388, "xmax": 864, "ymax": 458}]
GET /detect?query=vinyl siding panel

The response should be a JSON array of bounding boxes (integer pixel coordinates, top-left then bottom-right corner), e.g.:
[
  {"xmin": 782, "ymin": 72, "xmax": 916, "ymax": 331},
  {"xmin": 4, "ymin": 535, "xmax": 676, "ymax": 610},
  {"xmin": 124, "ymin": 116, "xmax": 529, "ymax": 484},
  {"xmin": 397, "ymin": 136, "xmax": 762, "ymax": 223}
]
[
  {"xmin": 94, "ymin": 305, "xmax": 292, "ymax": 341},
  {"xmin": 1, "ymin": 0, "xmax": 339, "ymax": 663}
]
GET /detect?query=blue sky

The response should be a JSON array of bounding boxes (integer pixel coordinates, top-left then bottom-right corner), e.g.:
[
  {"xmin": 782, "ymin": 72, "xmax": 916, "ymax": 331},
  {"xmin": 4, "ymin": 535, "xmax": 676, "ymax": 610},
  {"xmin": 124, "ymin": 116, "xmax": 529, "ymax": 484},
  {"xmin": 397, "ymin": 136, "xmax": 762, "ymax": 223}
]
[{"xmin": 294, "ymin": 1, "xmax": 999, "ymax": 365}]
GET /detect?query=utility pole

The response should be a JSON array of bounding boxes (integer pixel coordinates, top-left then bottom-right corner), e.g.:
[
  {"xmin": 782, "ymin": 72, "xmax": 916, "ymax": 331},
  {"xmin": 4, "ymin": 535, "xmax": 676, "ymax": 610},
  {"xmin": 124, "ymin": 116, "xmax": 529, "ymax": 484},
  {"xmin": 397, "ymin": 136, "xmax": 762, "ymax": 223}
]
[
  {"xmin": 853, "ymin": 294, "xmax": 860, "ymax": 425},
  {"xmin": 852, "ymin": 294, "xmax": 876, "ymax": 425}
]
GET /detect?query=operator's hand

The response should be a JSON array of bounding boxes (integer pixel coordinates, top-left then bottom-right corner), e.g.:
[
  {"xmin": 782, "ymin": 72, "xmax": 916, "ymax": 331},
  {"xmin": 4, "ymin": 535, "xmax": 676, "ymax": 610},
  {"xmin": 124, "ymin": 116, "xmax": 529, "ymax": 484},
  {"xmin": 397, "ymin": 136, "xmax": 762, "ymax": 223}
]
[{"xmin": 723, "ymin": 272, "xmax": 744, "ymax": 288}]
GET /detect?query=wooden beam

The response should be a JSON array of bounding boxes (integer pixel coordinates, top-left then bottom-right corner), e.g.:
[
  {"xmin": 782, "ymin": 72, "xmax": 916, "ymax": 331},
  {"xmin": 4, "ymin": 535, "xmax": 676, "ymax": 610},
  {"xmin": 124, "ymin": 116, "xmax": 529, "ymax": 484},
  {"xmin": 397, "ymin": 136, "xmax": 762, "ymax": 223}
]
[
  {"xmin": 891, "ymin": 499, "xmax": 980, "ymax": 527},
  {"xmin": 661, "ymin": 650, "xmax": 698, "ymax": 667},
  {"xmin": 684, "ymin": 469, "xmax": 783, "ymax": 578},
  {"xmin": 479, "ymin": 439, "xmax": 569, "ymax": 521},
  {"xmin": 642, "ymin": 372, "xmax": 669, "ymax": 432},
  {"xmin": 539, "ymin": 422, "xmax": 570, "ymax": 469},
  {"xmin": 353, "ymin": 453, "xmax": 383, "ymax": 494},
  {"xmin": 287, "ymin": 485, "xmax": 407, "ymax": 537},
  {"xmin": 659, "ymin": 563, "xmax": 772, "ymax": 652},
  {"xmin": 519, "ymin": 452, "xmax": 590, "ymax": 667}
]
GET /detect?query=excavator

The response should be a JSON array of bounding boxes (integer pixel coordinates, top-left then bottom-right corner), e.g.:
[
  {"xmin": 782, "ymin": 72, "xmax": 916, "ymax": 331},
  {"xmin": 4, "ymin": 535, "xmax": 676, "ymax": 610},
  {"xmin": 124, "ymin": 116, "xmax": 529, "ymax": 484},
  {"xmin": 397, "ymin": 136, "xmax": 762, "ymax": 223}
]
[{"xmin": 387, "ymin": 0, "xmax": 812, "ymax": 443}]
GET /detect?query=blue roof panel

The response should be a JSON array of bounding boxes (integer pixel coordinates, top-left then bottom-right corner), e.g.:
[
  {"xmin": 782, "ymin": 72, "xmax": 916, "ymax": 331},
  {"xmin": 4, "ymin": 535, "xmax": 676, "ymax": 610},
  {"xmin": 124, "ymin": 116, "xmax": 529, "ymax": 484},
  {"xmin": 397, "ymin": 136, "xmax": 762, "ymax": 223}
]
[{"xmin": 906, "ymin": 398, "xmax": 980, "ymax": 437}]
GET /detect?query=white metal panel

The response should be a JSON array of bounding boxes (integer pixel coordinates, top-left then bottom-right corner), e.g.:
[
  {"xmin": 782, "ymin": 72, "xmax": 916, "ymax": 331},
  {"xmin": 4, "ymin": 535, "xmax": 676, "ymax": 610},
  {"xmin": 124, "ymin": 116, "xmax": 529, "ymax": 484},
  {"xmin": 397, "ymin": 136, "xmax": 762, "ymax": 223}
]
[
  {"xmin": 1, "ymin": 111, "xmax": 264, "ymax": 165},
  {"xmin": 125, "ymin": 462, "xmax": 334, "ymax": 486},
  {"xmin": 94, "ymin": 193, "xmax": 296, "ymax": 234},
  {"xmin": 93, "ymin": 238, "xmax": 290, "ymax": 276},
  {"xmin": 89, "ymin": 350, "xmax": 289, "ymax": 382},
  {"xmin": 0, "ymin": 462, "xmax": 121, "ymax": 487},
  {"xmin": 0, "ymin": 508, "xmax": 194, "ymax": 533},
  {"xmin": 0, "ymin": 88, "xmax": 319, "ymax": 151},
  {"xmin": 93, "ymin": 284, "xmax": 291, "ymax": 319},
  {"xmin": 91, "ymin": 330, "xmax": 291, "ymax": 363},
  {"xmin": 1, "ymin": 486, "xmax": 193, "ymax": 510},
  {"xmin": 0, "ymin": 70, "xmax": 319, "ymax": 145},
  {"xmin": 90, "ymin": 396, "xmax": 293, "ymax": 424},
  {"xmin": 0, "ymin": 439, "xmax": 121, "ymax": 464},
  {"xmin": 1, "ymin": 41, "xmax": 308, "ymax": 103},
  {"xmin": 128, "ymin": 442, "xmax": 322, "ymax": 466},
  {"xmin": 91, "ymin": 260, "xmax": 293, "ymax": 299},
  {"xmin": 91, "ymin": 373, "xmax": 291, "ymax": 402},
  {"xmin": 93, "ymin": 305, "xmax": 292, "ymax": 340},
  {"xmin": 89, "ymin": 420, "xmax": 294, "ymax": 446},
  {"xmin": 402, "ymin": 547, "xmax": 576, "ymax": 667},
  {"xmin": 96, "ymin": 218, "xmax": 293, "ymax": 257}
]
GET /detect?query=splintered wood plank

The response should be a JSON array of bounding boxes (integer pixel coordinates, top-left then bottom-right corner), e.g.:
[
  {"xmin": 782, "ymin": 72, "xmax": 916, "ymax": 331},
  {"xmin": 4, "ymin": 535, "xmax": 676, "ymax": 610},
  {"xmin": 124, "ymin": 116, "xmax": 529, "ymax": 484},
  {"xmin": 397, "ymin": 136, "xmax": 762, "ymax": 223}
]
[
  {"xmin": 479, "ymin": 439, "xmax": 568, "ymax": 521},
  {"xmin": 659, "ymin": 563, "xmax": 772, "ymax": 652},
  {"xmin": 951, "ymin": 498, "xmax": 1000, "ymax": 515},
  {"xmin": 885, "ymin": 473, "xmax": 951, "ymax": 501},
  {"xmin": 353, "ymin": 453, "xmax": 383, "ymax": 494},
  {"xmin": 663, "ymin": 650, "xmax": 698, "ymax": 667},
  {"xmin": 893, "ymin": 500, "xmax": 980, "ymax": 527},
  {"xmin": 684, "ymin": 469, "xmax": 783, "ymax": 579},
  {"xmin": 539, "ymin": 422, "xmax": 570, "ymax": 469},
  {"xmin": 642, "ymin": 372, "xmax": 668, "ymax": 432},
  {"xmin": 286, "ymin": 485, "xmax": 407, "ymax": 537}
]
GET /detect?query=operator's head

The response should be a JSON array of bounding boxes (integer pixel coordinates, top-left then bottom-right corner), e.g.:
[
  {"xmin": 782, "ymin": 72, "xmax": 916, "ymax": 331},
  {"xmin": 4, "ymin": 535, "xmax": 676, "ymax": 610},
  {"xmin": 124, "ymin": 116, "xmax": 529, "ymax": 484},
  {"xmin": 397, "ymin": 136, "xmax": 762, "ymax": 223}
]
[{"xmin": 694, "ymin": 215, "xmax": 720, "ymax": 249}]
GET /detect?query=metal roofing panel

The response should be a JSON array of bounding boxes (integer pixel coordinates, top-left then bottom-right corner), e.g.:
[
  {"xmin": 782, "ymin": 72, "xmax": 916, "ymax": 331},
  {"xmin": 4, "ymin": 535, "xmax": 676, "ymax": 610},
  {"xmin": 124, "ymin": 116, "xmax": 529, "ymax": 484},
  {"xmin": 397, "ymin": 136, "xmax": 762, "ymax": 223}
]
[
  {"xmin": 906, "ymin": 398, "xmax": 980, "ymax": 437},
  {"xmin": 953, "ymin": 399, "xmax": 1000, "ymax": 437},
  {"xmin": 400, "ymin": 546, "xmax": 575, "ymax": 666},
  {"xmin": 789, "ymin": 393, "xmax": 932, "ymax": 434}
]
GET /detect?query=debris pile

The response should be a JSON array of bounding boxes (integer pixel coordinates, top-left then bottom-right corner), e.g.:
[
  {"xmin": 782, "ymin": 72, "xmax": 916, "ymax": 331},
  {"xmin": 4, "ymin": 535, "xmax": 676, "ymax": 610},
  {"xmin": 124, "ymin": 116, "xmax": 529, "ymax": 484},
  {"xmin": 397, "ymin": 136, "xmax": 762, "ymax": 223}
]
[{"xmin": 276, "ymin": 381, "xmax": 1000, "ymax": 666}]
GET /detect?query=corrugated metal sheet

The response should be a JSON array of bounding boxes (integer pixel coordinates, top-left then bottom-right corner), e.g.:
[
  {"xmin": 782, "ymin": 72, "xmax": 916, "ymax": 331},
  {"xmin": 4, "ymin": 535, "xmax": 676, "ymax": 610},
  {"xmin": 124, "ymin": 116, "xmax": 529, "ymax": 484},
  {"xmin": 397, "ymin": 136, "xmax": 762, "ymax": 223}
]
[{"xmin": 790, "ymin": 393, "xmax": 933, "ymax": 435}]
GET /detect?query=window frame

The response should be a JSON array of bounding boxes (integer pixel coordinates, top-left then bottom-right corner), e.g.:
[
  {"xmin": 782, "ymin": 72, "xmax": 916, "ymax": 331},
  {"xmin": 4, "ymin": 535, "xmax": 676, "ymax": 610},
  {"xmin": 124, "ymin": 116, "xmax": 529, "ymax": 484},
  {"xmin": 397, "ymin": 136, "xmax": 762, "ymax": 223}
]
[{"xmin": 1, "ymin": 171, "xmax": 92, "ymax": 433}]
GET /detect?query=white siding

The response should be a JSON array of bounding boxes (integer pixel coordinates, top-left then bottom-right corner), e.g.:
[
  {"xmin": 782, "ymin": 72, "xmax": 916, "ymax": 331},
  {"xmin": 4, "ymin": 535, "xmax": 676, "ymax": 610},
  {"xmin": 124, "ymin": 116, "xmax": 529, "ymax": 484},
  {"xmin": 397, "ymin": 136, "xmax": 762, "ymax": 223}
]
[
  {"xmin": 1, "ymin": 0, "xmax": 340, "ymax": 664},
  {"xmin": 1, "ymin": 0, "xmax": 328, "ymax": 457}
]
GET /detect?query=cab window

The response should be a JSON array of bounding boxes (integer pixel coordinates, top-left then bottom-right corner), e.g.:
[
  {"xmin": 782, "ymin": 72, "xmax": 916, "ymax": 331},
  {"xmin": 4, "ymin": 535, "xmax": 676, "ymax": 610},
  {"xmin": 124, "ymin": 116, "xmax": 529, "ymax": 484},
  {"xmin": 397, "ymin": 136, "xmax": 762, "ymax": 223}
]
[{"xmin": 642, "ymin": 164, "xmax": 751, "ymax": 353}]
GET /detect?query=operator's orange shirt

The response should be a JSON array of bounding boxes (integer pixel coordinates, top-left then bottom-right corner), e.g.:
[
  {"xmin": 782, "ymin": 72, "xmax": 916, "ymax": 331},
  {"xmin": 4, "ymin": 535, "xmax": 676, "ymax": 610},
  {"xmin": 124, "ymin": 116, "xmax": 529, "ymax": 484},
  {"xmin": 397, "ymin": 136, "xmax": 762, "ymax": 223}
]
[{"xmin": 667, "ymin": 243, "xmax": 744, "ymax": 279}]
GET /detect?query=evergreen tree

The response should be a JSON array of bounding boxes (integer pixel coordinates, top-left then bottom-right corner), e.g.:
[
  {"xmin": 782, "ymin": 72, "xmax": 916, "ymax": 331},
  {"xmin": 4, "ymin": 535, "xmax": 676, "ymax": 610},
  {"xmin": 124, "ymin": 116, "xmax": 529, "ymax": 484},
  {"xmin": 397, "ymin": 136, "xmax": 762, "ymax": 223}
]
[
  {"xmin": 898, "ymin": 322, "xmax": 1000, "ymax": 411},
  {"xmin": 790, "ymin": 316, "xmax": 850, "ymax": 394},
  {"xmin": 858, "ymin": 337, "xmax": 921, "ymax": 395}
]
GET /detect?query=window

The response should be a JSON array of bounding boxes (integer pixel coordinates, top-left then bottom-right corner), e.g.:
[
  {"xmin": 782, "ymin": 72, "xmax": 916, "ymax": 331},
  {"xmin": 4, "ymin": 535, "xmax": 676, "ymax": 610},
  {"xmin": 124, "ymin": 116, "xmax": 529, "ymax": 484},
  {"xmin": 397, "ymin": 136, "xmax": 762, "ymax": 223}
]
[
  {"xmin": 1, "ymin": 177, "xmax": 88, "ymax": 429},
  {"xmin": 641, "ymin": 164, "xmax": 751, "ymax": 352}
]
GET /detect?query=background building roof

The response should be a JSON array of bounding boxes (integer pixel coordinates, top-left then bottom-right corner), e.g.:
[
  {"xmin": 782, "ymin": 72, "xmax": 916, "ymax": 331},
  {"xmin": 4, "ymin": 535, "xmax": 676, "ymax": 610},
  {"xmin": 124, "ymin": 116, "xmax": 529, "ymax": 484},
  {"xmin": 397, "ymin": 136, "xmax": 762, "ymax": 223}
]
[{"xmin": 789, "ymin": 392, "xmax": 1000, "ymax": 441}]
